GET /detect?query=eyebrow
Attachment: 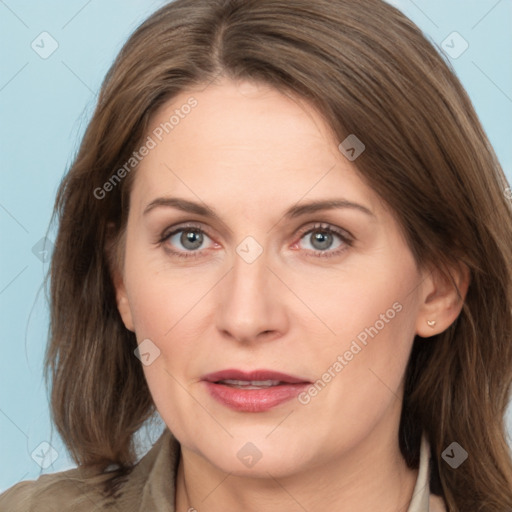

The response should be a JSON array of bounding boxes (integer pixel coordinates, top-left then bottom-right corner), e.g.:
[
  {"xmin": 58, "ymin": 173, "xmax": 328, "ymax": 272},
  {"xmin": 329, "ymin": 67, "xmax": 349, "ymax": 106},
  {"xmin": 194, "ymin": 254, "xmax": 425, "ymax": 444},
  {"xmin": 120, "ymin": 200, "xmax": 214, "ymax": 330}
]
[{"xmin": 143, "ymin": 197, "xmax": 375, "ymax": 220}]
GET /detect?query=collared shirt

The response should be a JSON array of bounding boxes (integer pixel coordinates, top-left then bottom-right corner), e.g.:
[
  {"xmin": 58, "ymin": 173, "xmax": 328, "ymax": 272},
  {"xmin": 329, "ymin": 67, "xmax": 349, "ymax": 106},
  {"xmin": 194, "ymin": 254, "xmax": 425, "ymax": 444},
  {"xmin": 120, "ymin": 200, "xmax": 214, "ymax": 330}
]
[{"xmin": 0, "ymin": 429, "xmax": 447, "ymax": 511}]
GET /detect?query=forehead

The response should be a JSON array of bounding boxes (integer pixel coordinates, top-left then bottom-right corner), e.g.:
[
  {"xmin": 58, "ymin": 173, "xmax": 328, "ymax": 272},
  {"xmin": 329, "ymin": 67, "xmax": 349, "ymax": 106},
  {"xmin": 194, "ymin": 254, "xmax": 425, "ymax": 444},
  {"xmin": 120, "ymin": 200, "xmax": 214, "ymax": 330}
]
[{"xmin": 131, "ymin": 79, "xmax": 381, "ymax": 216}]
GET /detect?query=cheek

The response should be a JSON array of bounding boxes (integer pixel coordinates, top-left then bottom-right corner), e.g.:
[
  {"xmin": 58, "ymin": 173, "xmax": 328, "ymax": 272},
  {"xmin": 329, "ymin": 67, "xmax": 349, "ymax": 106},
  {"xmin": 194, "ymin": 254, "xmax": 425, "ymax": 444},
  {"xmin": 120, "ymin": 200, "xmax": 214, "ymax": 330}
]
[
  {"xmin": 301, "ymin": 256, "xmax": 416, "ymax": 346},
  {"xmin": 298, "ymin": 257, "xmax": 419, "ymax": 401},
  {"xmin": 293, "ymin": 285, "xmax": 417, "ymax": 454},
  {"xmin": 127, "ymin": 274, "xmax": 200, "ymax": 369},
  {"xmin": 125, "ymin": 267, "xmax": 206, "ymax": 429},
  {"xmin": 123, "ymin": 238, "xmax": 210, "ymax": 339},
  {"xmin": 123, "ymin": 253, "xmax": 215, "ymax": 391}
]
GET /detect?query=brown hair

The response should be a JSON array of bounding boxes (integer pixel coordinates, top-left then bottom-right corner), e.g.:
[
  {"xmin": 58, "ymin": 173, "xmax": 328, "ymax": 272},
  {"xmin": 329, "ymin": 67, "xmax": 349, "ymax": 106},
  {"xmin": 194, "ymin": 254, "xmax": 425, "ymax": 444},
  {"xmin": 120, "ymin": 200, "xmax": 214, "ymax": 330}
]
[{"xmin": 46, "ymin": 0, "xmax": 512, "ymax": 509}]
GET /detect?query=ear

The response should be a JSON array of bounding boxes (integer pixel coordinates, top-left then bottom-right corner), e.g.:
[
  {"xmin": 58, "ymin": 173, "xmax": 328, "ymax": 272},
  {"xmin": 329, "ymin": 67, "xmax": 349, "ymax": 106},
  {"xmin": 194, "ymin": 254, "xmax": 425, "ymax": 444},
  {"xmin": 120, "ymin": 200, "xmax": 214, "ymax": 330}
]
[
  {"xmin": 415, "ymin": 260, "xmax": 470, "ymax": 338},
  {"xmin": 106, "ymin": 223, "xmax": 135, "ymax": 332},
  {"xmin": 112, "ymin": 269, "xmax": 135, "ymax": 333}
]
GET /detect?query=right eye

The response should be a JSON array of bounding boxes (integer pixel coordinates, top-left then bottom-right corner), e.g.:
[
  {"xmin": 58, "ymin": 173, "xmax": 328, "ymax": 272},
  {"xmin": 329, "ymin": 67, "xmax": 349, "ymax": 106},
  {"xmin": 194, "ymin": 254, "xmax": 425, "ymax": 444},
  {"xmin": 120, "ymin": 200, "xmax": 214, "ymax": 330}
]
[{"xmin": 160, "ymin": 224, "xmax": 217, "ymax": 259}]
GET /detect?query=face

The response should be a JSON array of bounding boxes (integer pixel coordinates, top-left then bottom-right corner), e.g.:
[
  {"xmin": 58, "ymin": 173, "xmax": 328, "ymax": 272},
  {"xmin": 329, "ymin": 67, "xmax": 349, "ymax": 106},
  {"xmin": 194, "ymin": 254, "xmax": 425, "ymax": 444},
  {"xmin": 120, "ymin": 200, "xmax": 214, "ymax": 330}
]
[{"xmin": 114, "ymin": 78, "xmax": 432, "ymax": 477}]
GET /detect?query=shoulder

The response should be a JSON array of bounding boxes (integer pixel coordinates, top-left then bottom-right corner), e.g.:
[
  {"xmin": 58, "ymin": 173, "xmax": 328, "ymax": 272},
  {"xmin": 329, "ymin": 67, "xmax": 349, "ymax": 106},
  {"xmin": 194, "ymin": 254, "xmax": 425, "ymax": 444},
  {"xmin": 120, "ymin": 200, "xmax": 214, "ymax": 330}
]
[
  {"xmin": 0, "ymin": 466, "xmax": 119, "ymax": 511},
  {"xmin": 0, "ymin": 428, "xmax": 178, "ymax": 512}
]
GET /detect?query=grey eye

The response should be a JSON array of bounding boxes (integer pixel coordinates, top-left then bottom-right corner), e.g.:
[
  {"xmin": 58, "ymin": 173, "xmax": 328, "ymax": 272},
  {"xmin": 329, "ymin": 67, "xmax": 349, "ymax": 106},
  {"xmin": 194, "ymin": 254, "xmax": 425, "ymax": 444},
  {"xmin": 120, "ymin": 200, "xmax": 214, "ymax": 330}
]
[
  {"xmin": 169, "ymin": 229, "xmax": 209, "ymax": 251},
  {"xmin": 300, "ymin": 229, "xmax": 343, "ymax": 252}
]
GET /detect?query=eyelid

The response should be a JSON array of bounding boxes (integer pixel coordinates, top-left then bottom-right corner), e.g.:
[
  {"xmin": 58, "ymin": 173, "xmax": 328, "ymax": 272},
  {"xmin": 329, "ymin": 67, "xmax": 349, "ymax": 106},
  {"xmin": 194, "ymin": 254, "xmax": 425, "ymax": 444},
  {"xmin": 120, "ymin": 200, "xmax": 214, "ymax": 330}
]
[
  {"xmin": 294, "ymin": 222, "xmax": 354, "ymax": 242},
  {"xmin": 159, "ymin": 220, "xmax": 353, "ymax": 242},
  {"xmin": 159, "ymin": 221, "xmax": 213, "ymax": 241}
]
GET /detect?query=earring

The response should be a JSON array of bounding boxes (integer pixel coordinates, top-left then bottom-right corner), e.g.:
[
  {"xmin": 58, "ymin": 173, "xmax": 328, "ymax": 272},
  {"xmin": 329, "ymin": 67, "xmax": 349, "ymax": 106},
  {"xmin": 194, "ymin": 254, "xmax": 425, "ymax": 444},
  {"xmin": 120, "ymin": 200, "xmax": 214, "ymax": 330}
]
[{"xmin": 427, "ymin": 320, "xmax": 436, "ymax": 328}]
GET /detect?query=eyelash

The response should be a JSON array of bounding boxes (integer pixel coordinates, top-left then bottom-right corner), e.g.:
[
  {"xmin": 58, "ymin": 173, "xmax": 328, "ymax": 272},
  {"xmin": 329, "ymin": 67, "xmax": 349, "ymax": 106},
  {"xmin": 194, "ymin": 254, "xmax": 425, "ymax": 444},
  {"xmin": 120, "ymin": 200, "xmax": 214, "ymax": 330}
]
[{"xmin": 157, "ymin": 222, "xmax": 354, "ymax": 260}]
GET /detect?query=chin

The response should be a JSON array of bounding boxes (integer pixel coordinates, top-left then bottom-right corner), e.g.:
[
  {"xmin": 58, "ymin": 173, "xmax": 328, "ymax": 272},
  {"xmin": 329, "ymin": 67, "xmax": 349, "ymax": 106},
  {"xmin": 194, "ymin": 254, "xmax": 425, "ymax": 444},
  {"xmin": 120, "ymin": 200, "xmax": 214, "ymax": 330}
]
[{"xmin": 193, "ymin": 436, "xmax": 311, "ymax": 479}]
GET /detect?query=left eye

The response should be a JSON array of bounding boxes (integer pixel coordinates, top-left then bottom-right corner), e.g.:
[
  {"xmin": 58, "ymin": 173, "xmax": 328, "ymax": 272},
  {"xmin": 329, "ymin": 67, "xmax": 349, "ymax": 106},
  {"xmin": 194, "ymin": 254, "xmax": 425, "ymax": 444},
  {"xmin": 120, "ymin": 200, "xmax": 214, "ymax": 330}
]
[
  {"xmin": 297, "ymin": 226, "xmax": 348, "ymax": 254},
  {"xmin": 300, "ymin": 230, "xmax": 341, "ymax": 251}
]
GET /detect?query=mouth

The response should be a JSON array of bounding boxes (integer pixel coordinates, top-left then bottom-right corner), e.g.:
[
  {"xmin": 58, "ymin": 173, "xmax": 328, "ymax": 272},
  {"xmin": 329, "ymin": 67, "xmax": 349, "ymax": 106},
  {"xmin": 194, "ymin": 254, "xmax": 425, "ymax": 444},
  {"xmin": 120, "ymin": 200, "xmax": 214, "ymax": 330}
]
[
  {"xmin": 201, "ymin": 369, "xmax": 311, "ymax": 412},
  {"xmin": 202, "ymin": 369, "xmax": 310, "ymax": 385},
  {"xmin": 213, "ymin": 379, "xmax": 291, "ymax": 389}
]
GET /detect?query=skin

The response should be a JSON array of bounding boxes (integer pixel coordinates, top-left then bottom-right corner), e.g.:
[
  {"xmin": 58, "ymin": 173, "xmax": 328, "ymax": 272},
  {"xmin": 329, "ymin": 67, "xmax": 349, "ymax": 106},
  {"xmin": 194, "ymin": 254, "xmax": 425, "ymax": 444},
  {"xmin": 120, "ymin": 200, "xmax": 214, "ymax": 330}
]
[{"xmin": 113, "ymin": 78, "xmax": 469, "ymax": 511}]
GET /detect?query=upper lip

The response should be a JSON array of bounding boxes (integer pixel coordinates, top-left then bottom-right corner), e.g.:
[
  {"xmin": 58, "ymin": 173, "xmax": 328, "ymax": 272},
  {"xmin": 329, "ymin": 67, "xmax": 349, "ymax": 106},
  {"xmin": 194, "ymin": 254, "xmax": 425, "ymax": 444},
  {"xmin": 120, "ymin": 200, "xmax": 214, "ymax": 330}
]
[{"xmin": 202, "ymin": 369, "xmax": 311, "ymax": 384}]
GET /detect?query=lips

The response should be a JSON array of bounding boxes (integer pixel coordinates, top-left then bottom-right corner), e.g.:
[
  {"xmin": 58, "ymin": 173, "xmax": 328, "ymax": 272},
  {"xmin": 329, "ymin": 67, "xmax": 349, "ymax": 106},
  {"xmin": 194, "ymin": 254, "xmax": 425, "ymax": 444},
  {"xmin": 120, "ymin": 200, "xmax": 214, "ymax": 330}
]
[
  {"xmin": 202, "ymin": 369, "xmax": 311, "ymax": 412},
  {"xmin": 202, "ymin": 369, "xmax": 310, "ymax": 385}
]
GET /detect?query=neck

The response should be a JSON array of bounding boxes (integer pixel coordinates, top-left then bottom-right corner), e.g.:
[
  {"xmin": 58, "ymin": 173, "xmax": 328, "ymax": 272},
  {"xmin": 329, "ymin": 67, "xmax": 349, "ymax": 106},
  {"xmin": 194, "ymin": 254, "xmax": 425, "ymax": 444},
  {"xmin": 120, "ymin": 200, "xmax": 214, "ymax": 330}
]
[{"xmin": 174, "ymin": 422, "xmax": 419, "ymax": 512}]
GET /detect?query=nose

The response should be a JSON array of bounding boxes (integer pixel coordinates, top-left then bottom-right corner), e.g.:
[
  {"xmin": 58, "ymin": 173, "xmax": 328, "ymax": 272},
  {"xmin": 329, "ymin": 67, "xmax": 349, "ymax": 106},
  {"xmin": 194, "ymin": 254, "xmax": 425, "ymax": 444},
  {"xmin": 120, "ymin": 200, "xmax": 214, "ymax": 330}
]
[{"xmin": 215, "ymin": 243, "xmax": 289, "ymax": 345}]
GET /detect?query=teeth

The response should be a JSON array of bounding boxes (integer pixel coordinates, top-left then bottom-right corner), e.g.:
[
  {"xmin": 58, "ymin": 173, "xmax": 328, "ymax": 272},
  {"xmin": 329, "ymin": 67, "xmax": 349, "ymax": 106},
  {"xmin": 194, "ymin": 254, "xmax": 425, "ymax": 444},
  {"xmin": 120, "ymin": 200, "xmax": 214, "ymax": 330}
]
[{"xmin": 218, "ymin": 379, "xmax": 282, "ymax": 388}]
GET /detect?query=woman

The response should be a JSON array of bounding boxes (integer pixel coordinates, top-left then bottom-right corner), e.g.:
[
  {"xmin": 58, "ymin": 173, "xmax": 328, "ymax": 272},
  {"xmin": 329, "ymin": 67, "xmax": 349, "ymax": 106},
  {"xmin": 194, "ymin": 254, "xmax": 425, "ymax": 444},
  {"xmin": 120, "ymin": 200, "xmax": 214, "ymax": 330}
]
[{"xmin": 1, "ymin": 0, "xmax": 511, "ymax": 510}]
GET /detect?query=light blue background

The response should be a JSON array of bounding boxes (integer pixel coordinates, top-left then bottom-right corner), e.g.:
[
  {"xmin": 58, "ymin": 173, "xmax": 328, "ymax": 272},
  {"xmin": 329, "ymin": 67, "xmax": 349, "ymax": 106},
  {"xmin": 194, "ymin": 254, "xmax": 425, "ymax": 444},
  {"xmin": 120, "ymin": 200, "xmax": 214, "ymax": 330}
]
[{"xmin": 1, "ymin": 0, "xmax": 511, "ymax": 492}]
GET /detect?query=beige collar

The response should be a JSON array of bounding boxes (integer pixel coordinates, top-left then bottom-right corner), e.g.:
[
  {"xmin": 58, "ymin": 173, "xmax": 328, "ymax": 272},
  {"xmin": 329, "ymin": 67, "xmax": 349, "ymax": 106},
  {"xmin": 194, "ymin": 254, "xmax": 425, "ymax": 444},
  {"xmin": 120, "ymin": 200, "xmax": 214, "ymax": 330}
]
[{"xmin": 406, "ymin": 434, "xmax": 446, "ymax": 511}]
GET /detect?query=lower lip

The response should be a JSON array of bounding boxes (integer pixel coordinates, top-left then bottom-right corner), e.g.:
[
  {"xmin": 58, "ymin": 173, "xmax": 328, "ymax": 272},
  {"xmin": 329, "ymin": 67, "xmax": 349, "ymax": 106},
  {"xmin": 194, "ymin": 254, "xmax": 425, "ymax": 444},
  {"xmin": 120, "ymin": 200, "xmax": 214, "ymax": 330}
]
[{"xmin": 204, "ymin": 381, "xmax": 310, "ymax": 412}]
